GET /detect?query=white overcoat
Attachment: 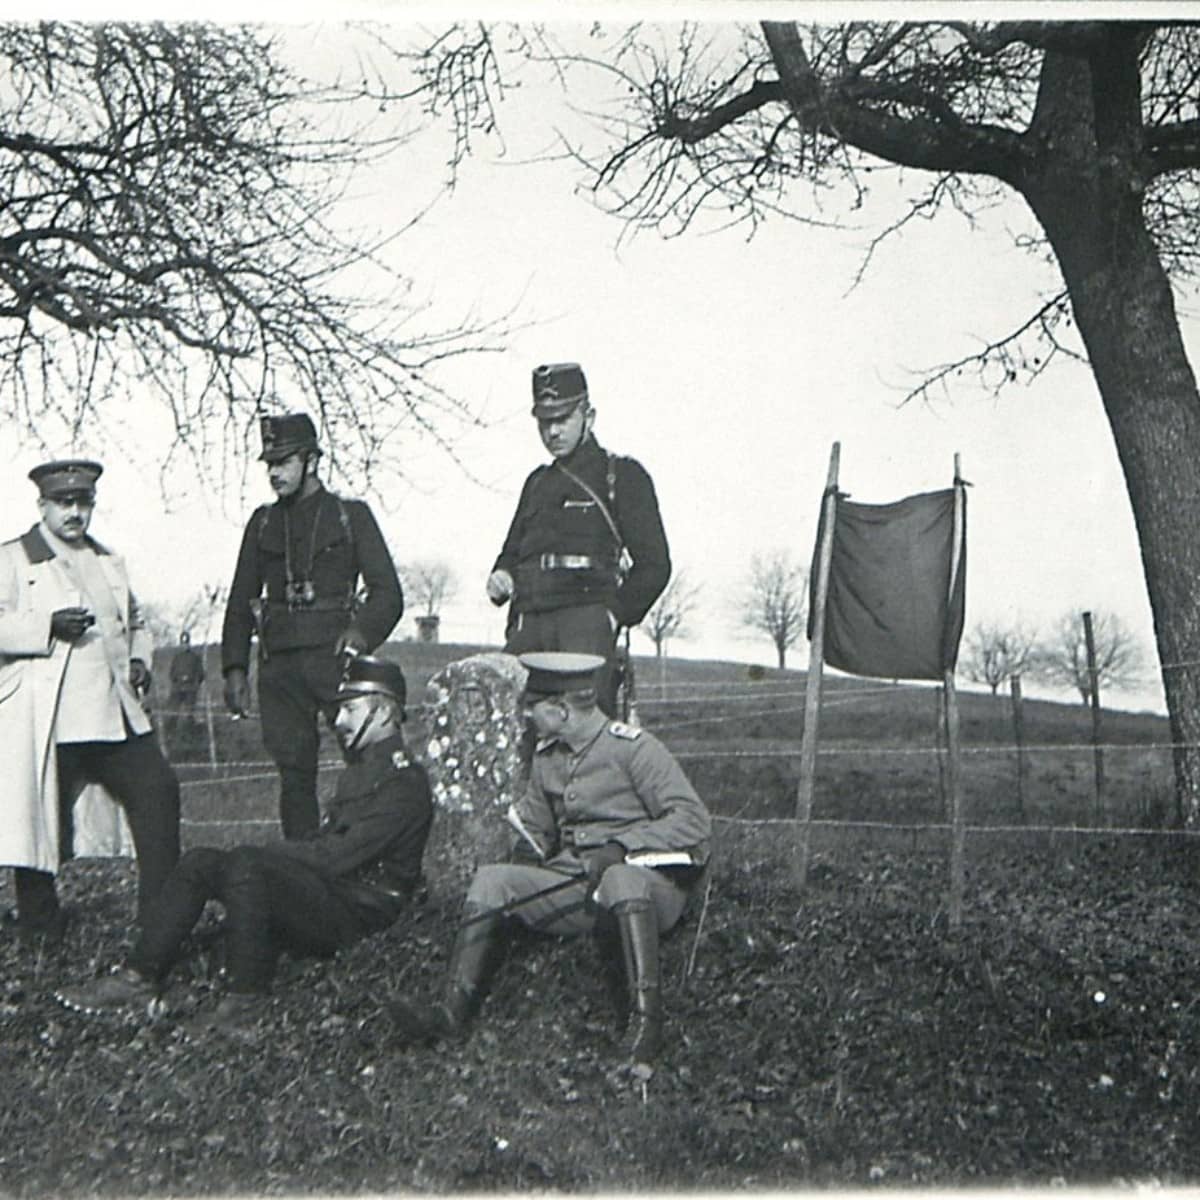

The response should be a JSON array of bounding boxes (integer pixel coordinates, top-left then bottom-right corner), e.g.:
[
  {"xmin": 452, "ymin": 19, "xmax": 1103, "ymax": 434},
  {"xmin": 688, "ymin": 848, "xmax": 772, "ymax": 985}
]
[{"xmin": 0, "ymin": 525, "xmax": 144, "ymax": 873}]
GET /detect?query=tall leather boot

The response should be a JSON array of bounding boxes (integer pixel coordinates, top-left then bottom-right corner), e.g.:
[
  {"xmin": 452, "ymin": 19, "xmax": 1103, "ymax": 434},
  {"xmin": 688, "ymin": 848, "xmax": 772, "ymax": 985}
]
[
  {"xmin": 592, "ymin": 907, "xmax": 629, "ymax": 1024},
  {"xmin": 391, "ymin": 905, "xmax": 508, "ymax": 1045},
  {"xmin": 614, "ymin": 898, "xmax": 663, "ymax": 1063}
]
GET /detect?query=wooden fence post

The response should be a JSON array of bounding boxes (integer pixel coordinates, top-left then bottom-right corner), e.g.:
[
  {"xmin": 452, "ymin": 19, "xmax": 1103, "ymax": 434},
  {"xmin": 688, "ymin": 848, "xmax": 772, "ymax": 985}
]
[
  {"xmin": 1010, "ymin": 672, "xmax": 1028, "ymax": 824},
  {"xmin": 935, "ymin": 686, "xmax": 948, "ymax": 818},
  {"xmin": 946, "ymin": 455, "xmax": 967, "ymax": 932},
  {"xmin": 203, "ymin": 672, "xmax": 219, "ymax": 772},
  {"xmin": 1082, "ymin": 610, "xmax": 1106, "ymax": 825},
  {"xmin": 795, "ymin": 441, "xmax": 840, "ymax": 890}
]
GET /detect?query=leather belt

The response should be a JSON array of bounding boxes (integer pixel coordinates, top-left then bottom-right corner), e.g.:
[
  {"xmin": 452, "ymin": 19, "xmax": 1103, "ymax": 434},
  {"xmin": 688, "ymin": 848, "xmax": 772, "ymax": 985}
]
[
  {"xmin": 538, "ymin": 553, "xmax": 601, "ymax": 570},
  {"xmin": 265, "ymin": 598, "xmax": 353, "ymax": 612}
]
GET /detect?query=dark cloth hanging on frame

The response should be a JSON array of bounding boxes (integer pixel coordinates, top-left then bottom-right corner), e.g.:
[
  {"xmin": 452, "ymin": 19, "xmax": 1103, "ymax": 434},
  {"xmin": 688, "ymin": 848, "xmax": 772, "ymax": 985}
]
[{"xmin": 809, "ymin": 488, "xmax": 966, "ymax": 681}]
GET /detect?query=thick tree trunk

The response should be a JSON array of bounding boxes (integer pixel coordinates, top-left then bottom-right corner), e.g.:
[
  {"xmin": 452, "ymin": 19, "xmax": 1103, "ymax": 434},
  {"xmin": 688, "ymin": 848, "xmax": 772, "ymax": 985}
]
[{"xmin": 1021, "ymin": 51, "xmax": 1200, "ymax": 822}]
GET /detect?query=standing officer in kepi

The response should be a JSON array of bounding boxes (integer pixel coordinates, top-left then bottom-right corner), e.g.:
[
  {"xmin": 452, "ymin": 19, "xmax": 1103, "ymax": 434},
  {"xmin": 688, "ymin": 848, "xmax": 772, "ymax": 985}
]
[
  {"xmin": 486, "ymin": 363, "xmax": 671, "ymax": 715},
  {"xmin": 390, "ymin": 652, "xmax": 711, "ymax": 1064},
  {"xmin": 222, "ymin": 414, "xmax": 404, "ymax": 839}
]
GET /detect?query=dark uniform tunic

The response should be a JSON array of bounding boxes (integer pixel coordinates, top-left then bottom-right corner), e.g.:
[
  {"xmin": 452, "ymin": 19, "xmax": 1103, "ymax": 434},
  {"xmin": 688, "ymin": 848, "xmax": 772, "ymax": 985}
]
[
  {"xmin": 493, "ymin": 436, "xmax": 670, "ymax": 712},
  {"xmin": 130, "ymin": 731, "xmax": 433, "ymax": 993},
  {"xmin": 164, "ymin": 644, "xmax": 206, "ymax": 747},
  {"xmin": 221, "ymin": 483, "xmax": 403, "ymax": 837},
  {"xmin": 168, "ymin": 646, "xmax": 205, "ymax": 701},
  {"xmin": 466, "ymin": 710, "xmax": 710, "ymax": 935}
]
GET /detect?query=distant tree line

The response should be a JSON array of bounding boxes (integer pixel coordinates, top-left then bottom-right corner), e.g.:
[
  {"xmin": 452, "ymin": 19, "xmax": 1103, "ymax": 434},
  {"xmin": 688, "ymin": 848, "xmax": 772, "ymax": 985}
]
[{"xmin": 963, "ymin": 610, "xmax": 1144, "ymax": 705}]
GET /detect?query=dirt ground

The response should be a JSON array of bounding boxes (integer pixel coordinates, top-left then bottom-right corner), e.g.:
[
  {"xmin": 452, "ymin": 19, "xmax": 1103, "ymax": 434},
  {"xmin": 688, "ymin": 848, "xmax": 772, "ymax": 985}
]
[{"xmin": 3, "ymin": 831, "xmax": 1200, "ymax": 1194}]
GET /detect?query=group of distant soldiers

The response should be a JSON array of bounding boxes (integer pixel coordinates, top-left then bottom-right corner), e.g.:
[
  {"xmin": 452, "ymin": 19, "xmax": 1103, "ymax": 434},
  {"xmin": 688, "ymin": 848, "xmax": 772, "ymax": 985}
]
[{"xmin": 0, "ymin": 362, "xmax": 712, "ymax": 1063}]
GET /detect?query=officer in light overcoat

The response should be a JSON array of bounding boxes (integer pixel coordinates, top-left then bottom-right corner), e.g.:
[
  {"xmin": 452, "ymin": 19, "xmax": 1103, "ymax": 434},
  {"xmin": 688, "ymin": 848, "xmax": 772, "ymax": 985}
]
[{"xmin": 0, "ymin": 459, "xmax": 180, "ymax": 944}]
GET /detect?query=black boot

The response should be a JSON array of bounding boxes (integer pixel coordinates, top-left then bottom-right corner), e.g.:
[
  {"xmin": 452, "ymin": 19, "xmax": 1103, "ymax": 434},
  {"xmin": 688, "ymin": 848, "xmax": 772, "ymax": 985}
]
[
  {"xmin": 391, "ymin": 905, "xmax": 508, "ymax": 1045},
  {"xmin": 12, "ymin": 869, "xmax": 68, "ymax": 949},
  {"xmin": 592, "ymin": 908, "xmax": 629, "ymax": 1024},
  {"xmin": 614, "ymin": 899, "xmax": 663, "ymax": 1063}
]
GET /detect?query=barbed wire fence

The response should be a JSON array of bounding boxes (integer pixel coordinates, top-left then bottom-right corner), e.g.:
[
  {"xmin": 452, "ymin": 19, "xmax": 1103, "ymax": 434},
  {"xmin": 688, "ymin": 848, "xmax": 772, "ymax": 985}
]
[{"xmin": 161, "ymin": 663, "xmax": 1187, "ymax": 854}]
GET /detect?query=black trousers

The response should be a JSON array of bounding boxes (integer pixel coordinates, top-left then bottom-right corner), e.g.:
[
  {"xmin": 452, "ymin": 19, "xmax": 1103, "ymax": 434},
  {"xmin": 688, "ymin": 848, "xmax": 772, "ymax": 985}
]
[
  {"xmin": 505, "ymin": 603, "xmax": 620, "ymax": 715},
  {"xmin": 257, "ymin": 648, "xmax": 343, "ymax": 839},
  {"xmin": 15, "ymin": 733, "xmax": 181, "ymax": 929},
  {"xmin": 130, "ymin": 846, "xmax": 371, "ymax": 993}
]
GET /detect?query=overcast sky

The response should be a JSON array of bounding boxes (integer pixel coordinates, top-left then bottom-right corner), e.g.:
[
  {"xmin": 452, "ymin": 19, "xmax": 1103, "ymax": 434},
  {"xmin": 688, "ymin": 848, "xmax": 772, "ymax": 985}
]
[{"xmin": 0, "ymin": 9, "xmax": 1183, "ymax": 714}]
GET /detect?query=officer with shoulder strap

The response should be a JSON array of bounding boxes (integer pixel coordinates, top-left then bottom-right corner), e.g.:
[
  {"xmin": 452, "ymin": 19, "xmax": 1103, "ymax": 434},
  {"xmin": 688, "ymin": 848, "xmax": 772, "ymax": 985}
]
[
  {"xmin": 389, "ymin": 652, "xmax": 711, "ymax": 1063},
  {"xmin": 221, "ymin": 414, "xmax": 404, "ymax": 838},
  {"xmin": 486, "ymin": 363, "xmax": 671, "ymax": 715}
]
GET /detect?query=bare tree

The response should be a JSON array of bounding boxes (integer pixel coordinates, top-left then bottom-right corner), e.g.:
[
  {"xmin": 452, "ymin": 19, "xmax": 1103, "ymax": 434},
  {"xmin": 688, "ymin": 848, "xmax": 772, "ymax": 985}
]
[
  {"xmin": 136, "ymin": 600, "xmax": 176, "ymax": 649},
  {"xmin": 640, "ymin": 570, "xmax": 701, "ymax": 658},
  {"xmin": 0, "ymin": 23, "xmax": 500, "ymax": 490},
  {"xmin": 742, "ymin": 552, "xmax": 808, "ymax": 670},
  {"xmin": 963, "ymin": 620, "xmax": 1037, "ymax": 695},
  {"xmin": 178, "ymin": 584, "xmax": 230, "ymax": 646},
  {"xmin": 1034, "ymin": 610, "xmax": 1143, "ymax": 706},
  {"xmin": 401, "ymin": 560, "xmax": 459, "ymax": 618},
  {"xmin": 394, "ymin": 19, "xmax": 1200, "ymax": 816}
]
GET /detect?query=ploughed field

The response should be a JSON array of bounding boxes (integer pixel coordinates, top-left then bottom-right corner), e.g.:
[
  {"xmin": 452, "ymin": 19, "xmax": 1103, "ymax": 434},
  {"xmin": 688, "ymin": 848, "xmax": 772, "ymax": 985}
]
[{"xmin": 0, "ymin": 646, "xmax": 1194, "ymax": 1194}]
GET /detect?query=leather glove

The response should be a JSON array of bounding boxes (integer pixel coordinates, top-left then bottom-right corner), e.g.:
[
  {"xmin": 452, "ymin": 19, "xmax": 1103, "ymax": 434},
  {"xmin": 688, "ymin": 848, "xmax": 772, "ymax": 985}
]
[
  {"xmin": 510, "ymin": 838, "xmax": 543, "ymax": 866},
  {"xmin": 335, "ymin": 627, "xmax": 367, "ymax": 658},
  {"xmin": 223, "ymin": 667, "xmax": 249, "ymax": 717},
  {"xmin": 129, "ymin": 659, "xmax": 151, "ymax": 693},
  {"xmin": 584, "ymin": 842, "xmax": 626, "ymax": 890},
  {"xmin": 486, "ymin": 569, "xmax": 514, "ymax": 605},
  {"xmin": 50, "ymin": 607, "xmax": 94, "ymax": 642}
]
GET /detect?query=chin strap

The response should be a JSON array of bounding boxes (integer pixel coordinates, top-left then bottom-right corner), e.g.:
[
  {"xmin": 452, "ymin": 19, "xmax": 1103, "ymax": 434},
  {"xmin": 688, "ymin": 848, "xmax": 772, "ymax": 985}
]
[{"xmin": 344, "ymin": 705, "xmax": 380, "ymax": 755}]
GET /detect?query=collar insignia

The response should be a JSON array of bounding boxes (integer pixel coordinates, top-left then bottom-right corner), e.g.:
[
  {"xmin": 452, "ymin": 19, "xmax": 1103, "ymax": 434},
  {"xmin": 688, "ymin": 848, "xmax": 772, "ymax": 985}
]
[{"xmin": 608, "ymin": 721, "xmax": 642, "ymax": 740}]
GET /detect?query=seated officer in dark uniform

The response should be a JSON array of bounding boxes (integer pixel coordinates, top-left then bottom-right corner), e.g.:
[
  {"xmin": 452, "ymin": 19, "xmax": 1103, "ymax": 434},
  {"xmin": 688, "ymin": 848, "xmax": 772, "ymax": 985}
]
[
  {"xmin": 221, "ymin": 414, "xmax": 404, "ymax": 838},
  {"xmin": 486, "ymin": 363, "xmax": 671, "ymax": 715},
  {"xmin": 390, "ymin": 652, "xmax": 710, "ymax": 1063},
  {"xmin": 57, "ymin": 656, "xmax": 432, "ymax": 1034}
]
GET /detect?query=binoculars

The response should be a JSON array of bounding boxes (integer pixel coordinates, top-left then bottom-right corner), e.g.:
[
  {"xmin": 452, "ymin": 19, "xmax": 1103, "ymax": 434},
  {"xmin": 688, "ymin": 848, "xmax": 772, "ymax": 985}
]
[{"xmin": 284, "ymin": 579, "xmax": 317, "ymax": 608}]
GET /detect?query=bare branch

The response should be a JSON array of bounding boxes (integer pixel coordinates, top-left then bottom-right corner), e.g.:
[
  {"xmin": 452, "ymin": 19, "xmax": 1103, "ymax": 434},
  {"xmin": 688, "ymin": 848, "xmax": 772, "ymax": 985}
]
[
  {"xmin": 0, "ymin": 22, "xmax": 505, "ymax": 492},
  {"xmin": 640, "ymin": 570, "xmax": 702, "ymax": 657},
  {"xmin": 947, "ymin": 21, "xmax": 1153, "ymax": 58},
  {"xmin": 399, "ymin": 559, "xmax": 459, "ymax": 619},
  {"xmin": 962, "ymin": 619, "xmax": 1038, "ymax": 694},
  {"xmin": 762, "ymin": 22, "xmax": 1027, "ymax": 182},
  {"xmin": 1033, "ymin": 610, "xmax": 1144, "ymax": 705},
  {"xmin": 895, "ymin": 290, "xmax": 1081, "ymax": 407},
  {"xmin": 1146, "ymin": 117, "xmax": 1200, "ymax": 176},
  {"xmin": 740, "ymin": 550, "xmax": 808, "ymax": 671}
]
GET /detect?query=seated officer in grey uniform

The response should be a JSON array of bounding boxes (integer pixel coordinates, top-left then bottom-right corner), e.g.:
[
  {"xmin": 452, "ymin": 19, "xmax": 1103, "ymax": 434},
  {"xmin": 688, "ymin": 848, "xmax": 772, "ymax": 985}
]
[
  {"xmin": 57, "ymin": 656, "xmax": 432, "ymax": 1034},
  {"xmin": 486, "ymin": 363, "xmax": 671, "ymax": 715},
  {"xmin": 390, "ymin": 652, "xmax": 711, "ymax": 1063},
  {"xmin": 222, "ymin": 414, "xmax": 404, "ymax": 839}
]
